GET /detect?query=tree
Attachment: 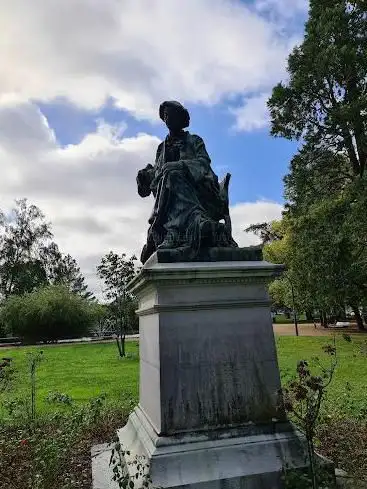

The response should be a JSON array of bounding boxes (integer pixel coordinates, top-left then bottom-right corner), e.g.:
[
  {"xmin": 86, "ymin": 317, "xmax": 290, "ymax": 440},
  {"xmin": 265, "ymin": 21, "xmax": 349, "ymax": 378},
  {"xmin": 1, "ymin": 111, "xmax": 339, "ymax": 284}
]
[
  {"xmin": 97, "ymin": 252, "xmax": 138, "ymax": 357},
  {"xmin": 42, "ymin": 242, "xmax": 94, "ymax": 300},
  {"xmin": 268, "ymin": 1, "xmax": 367, "ymax": 330},
  {"xmin": 284, "ymin": 194, "xmax": 367, "ymax": 330},
  {"xmin": 250, "ymin": 219, "xmax": 304, "ymax": 335},
  {"xmin": 1, "ymin": 285, "xmax": 94, "ymax": 343},
  {"xmin": 284, "ymin": 147, "xmax": 354, "ymax": 213},
  {"xmin": 0, "ymin": 199, "xmax": 92, "ymax": 300},
  {"xmin": 268, "ymin": 0, "xmax": 367, "ymax": 178},
  {"xmin": 244, "ymin": 222, "xmax": 283, "ymax": 245},
  {"xmin": 280, "ymin": 131, "xmax": 367, "ymax": 330},
  {"xmin": 89, "ymin": 302, "xmax": 113, "ymax": 337},
  {"xmin": 247, "ymin": 218, "xmax": 321, "ymax": 334},
  {"xmin": 0, "ymin": 199, "xmax": 51, "ymax": 297}
]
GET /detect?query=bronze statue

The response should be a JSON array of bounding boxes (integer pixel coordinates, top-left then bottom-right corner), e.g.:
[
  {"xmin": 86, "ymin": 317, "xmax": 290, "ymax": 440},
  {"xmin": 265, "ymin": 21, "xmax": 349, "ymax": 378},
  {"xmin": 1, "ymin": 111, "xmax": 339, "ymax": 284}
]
[{"xmin": 137, "ymin": 101, "xmax": 238, "ymax": 264}]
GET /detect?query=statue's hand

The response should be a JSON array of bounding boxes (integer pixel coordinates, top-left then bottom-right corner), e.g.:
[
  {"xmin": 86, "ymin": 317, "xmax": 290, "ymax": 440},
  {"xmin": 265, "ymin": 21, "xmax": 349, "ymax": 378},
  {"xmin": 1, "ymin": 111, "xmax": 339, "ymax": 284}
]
[
  {"xmin": 137, "ymin": 164, "xmax": 153, "ymax": 179},
  {"xmin": 137, "ymin": 166, "xmax": 153, "ymax": 197}
]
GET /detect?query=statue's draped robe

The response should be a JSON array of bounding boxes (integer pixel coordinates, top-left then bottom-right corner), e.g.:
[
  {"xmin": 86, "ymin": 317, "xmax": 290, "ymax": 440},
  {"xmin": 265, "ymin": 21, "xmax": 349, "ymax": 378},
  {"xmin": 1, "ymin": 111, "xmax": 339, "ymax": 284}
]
[{"xmin": 137, "ymin": 131, "xmax": 231, "ymax": 263}]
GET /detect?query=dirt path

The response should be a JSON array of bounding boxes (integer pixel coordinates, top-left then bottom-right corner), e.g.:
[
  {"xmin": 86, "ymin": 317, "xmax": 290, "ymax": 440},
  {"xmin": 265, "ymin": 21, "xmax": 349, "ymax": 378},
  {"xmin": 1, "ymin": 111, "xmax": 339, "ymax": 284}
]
[
  {"xmin": 273, "ymin": 323, "xmax": 367, "ymax": 336},
  {"xmin": 2, "ymin": 327, "xmax": 366, "ymax": 348}
]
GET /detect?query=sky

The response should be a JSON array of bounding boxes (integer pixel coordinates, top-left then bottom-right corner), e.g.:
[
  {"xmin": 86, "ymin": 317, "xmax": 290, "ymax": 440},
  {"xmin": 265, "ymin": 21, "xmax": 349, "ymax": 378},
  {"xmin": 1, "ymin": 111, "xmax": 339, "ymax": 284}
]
[{"xmin": 0, "ymin": 0, "xmax": 308, "ymax": 295}]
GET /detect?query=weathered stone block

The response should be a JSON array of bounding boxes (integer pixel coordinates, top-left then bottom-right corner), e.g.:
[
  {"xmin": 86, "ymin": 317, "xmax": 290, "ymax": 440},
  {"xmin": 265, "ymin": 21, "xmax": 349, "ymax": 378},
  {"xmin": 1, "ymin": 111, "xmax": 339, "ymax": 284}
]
[
  {"xmin": 130, "ymin": 259, "xmax": 285, "ymax": 436},
  {"xmin": 92, "ymin": 256, "xmax": 333, "ymax": 489}
]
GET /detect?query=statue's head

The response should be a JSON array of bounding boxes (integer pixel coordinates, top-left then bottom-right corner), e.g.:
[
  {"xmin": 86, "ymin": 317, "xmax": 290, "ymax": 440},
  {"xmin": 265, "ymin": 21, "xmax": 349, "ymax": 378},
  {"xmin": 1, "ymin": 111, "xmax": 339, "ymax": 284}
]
[{"xmin": 159, "ymin": 101, "xmax": 190, "ymax": 131}]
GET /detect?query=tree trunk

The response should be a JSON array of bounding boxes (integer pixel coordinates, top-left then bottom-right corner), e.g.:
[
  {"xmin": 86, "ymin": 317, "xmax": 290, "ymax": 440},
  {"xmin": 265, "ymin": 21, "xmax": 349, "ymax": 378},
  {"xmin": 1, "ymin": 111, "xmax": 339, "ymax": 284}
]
[
  {"xmin": 117, "ymin": 325, "xmax": 126, "ymax": 358},
  {"xmin": 339, "ymin": 306, "xmax": 347, "ymax": 321},
  {"xmin": 115, "ymin": 337, "xmax": 123, "ymax": 357},
  {"xmin": 115, "ymin": 299, "xmax": 126, "ymax": 358},
  {"xmin": 305, "ymin": 310, "xmax": 313, "ymax": 322},
  {"xmin": 121, "ymin": 333, "xmax": 126, "ymax": 357},
  {"xmin": 362, "ymin": 307, "xmax": 367, "ymax": 326},
  {"xmin": 320, "ymin": 310, "xmax": 328, "ymax": 328},
  {"xmin": 320, "ymin": 310, "xmax": 324, "ymax": 327},
  {"xmin": 351, "ymin": 306, "xmax": 365, "ymax": 331},
  {"xmin": 114, "ymin": 315, "xmax": 126, "ymax": 357},
  {"xmin": 293, "ymin": 311, "xmax": 299, "ymax": 337}
]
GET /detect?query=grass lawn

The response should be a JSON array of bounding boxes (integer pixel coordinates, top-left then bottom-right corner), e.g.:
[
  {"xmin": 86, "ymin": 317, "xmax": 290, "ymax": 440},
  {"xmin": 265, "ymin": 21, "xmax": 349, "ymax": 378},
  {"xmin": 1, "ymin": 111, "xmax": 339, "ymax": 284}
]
[
  {"xmin": 0, "ymin": 342, "xmax": 140, "ymax": 416},
  {"xmin": 276, "ymin": 335, "xmax": 367, "ymax": 414},
  {"xmin": 1, "ymin": 335, "xmax": 366, "ymax": 416}
]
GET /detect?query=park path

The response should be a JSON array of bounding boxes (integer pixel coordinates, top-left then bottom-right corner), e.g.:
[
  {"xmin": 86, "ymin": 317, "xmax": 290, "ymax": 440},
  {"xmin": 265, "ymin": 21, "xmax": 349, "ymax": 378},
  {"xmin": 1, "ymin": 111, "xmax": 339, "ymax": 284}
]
[
  {"xmin": 273, "ymin": 323, "xmax": 366, "ymax": 336},
  {"xmin": 2, "ymin": 327, "xmax": 366, "ymax": 348}
]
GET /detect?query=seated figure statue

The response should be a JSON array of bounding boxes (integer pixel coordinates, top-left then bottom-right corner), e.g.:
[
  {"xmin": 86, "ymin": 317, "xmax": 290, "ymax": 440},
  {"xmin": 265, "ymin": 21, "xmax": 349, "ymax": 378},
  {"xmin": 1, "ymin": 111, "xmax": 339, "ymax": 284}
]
[{"xmin": 137, "ymin": 101, "xmax": 238, "ymax": 264}]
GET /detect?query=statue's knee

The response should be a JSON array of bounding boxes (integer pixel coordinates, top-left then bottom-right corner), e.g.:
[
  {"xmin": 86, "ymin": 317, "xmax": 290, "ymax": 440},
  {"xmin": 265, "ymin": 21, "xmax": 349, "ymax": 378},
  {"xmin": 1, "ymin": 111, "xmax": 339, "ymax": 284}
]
[{"xmin": 166, "ymin": 169, "xmax": 182, "ymax": 181}]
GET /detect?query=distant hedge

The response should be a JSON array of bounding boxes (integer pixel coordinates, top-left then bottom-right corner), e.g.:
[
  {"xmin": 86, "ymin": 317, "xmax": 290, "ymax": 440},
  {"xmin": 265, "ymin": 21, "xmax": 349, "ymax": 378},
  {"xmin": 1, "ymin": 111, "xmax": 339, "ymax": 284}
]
[{"xmin": 1, "ymin": 285, "xmax": 94, "ymax": 343}]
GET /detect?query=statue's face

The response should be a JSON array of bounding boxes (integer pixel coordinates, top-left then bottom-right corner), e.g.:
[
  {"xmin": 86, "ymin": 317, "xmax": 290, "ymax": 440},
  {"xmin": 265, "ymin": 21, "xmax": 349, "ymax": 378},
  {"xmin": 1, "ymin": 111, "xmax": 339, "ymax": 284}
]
[{"xmin": 164, "ymin": 107, "xmax": 182, "ymax": 132}]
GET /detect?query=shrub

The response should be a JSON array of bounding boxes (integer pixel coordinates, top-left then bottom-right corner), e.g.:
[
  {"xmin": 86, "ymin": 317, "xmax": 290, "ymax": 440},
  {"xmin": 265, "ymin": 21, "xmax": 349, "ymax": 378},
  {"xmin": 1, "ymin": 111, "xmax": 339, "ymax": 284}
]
[
  {"xmin": 0, "ymin": 350, "xmax": 127, "ymax": 489},
  {"xmin": 1, "ymin": 285, "xmax": 94, "ymax": 343}
]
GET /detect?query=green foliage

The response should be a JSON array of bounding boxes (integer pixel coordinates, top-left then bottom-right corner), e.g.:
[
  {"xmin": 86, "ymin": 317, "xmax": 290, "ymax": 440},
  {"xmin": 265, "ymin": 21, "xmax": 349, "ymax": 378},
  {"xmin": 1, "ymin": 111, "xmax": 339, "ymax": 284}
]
[
  {"xmin": 0, "ymin": 339, "xmax": 366, "ymax": 486},
  {"xmin": 279, "ymin": 333, "xmax": 367, "ymax": 487},
  {"xmin": 251, "ymin": 186, "xmax": 367, "ymax": 326},
  {"xmin": 97, "ymin": 252, "xmax": 137, "ymax": 302},
  {"xmin": 286, "ymin": 183, "xmax": 367, "ymax": 326},
  {"xmin": 1, "ymin": 285, "xmax": 94, "ymax": 342},
  {"xmin": 244, "ymin": 221, "xmax": 283, "ymax": 244},
  {"xmin": 1, "ymin": 351, "xmax": 44, "ymax": 425},
  {"xmin": 0, "ymin": 199, "xmax": 52, "ymax": 297},
  {"xmin": 269, "ymin": 279, "xmax": 293, "ymax": 311},
  {"xmin": 247, "ymin": 219, "xmax": 311, "ymax": 319},
  {"xmin": 110, "ymin": 440, "xmax": 152, "ymax": 489},
  {"xmin": 2, "ymin": 337, "xmax": 366, "ymax": 418},
  {"xmin": 89, "ymin": 302, "xmax": 112, "ymax": 336},
  {"xmin": 284, "ymin": 146, "xmax": 354, "ymax": 212},
  {"xmin": 266, "ymin": 1, "xmax": 367, "ymax": 326},
  {"xmin": 278, "ymin": 336, "xmax": 367, "ymax": 418},
  {"xmin": 43, "ymin": 242, "xmax": 94, "ymax": 300},
  {"xmin": 282, "ymin": 466, "xmax": 335, "ymax": 489},
  {"xmin": 0, "ymin": 357, "xmax": 13, "ymax": 395},
  {"xmin": 97, "ymin": 252, "xmax": 139, "ymax": 356},
  {"xmin": 317, "ymin": 417, "xmax": 367, "ymax": 483},
  {"xmin": 262, "ymin": 220, "xmax": 291, "ymax": 266},
  {"xmin": 45, "ymin": 391, "xmax": 73, "ymax": 406},
  {"xmin": 279, "ymin": 339, "xmax": 339, "ymax": 489},
  {"xmin": 28, "ymin": 351, "xmax": 44, "ymax": 423},
  {"xmin": 0, "ymin": 199, "xmax": 92, "ymax": 300},
  {"xmin": 0, "ymin": 347, "xmax": 134, "ymax": 489},
  {"xmin": 0, "ymin": 342, "xmax": 139, "ymax": 416},
  {"xmin": 0, "ymin": 392, "xmax": 125, "ymax": 489},
  {"xmin": 268, "ymin": 0, "xmax": 367, "ymax": 177}
]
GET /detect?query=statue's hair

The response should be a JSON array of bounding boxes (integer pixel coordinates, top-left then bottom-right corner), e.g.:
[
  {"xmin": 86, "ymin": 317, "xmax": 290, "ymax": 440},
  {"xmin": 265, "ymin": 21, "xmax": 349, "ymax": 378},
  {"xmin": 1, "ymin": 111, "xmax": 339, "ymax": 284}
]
[{"xmin": 159, "ymin": 101, "xmax": 190, "ymax": 128}]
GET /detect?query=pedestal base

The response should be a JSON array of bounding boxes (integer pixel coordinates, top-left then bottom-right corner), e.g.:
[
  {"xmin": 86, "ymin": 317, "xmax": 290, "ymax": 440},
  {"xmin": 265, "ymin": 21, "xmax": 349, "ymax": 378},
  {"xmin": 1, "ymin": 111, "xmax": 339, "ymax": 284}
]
[
  {"xmin": 115, "ymin": 407, "xmax": 313, "ymax": 489},
  {"xmin": 92, "ymin": 258, "xmax": 334, "ymax": 488}
]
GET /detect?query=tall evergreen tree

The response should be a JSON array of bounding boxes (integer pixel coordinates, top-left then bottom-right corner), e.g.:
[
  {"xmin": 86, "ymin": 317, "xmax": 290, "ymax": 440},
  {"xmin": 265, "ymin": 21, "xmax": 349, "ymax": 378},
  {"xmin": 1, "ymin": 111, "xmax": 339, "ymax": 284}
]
[
  {"xmin": 0, "ymin": 199, "xmax": 92, "ymax": 300},
  {"xmin": 268, "ymin": 0, "xmax": 367, "ymax": 178}
]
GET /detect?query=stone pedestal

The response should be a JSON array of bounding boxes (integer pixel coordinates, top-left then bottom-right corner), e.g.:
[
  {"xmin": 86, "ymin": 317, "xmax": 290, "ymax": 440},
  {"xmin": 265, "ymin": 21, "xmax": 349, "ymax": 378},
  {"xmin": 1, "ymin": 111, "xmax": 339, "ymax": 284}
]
[
  {"xmin": 133, "ymin": 259, "xmax": 286, "ymax": 436},
  {"xmin": 95, "ymin": 255, "xmax": 315, "ymax": 488}
]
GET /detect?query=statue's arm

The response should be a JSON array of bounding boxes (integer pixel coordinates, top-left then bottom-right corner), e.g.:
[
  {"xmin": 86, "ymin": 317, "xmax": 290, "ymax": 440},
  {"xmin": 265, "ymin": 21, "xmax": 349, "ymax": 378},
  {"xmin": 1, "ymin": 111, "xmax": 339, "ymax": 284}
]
[
  {"xmin": 180, "ymin": 135, "xmax": 211, "ymax": 181},
  {"xmin": 137, "ymin": 164, "xmax": 154, "ymax": 197},
  {"xmin": 137, "ymin": 143, "xmax": 163, "ymax": 197}
]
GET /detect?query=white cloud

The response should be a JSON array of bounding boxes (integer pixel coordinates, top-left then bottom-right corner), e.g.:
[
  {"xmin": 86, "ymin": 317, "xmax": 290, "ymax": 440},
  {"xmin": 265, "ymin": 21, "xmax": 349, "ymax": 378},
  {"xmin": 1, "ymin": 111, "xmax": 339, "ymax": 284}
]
[
  {"xmin": 0, "ymin": 100, "xmax": 283, "ymax": 295},
  {"xmin": 231, "ymin": 200, "xmax": 283, "ymax": 245},
  {"xmin": 0, "ymin": 0, "xmax": 297, "ymax": 128},
  {"xmin": 230, "ymin": 93, "xmax": 270, "ymax": 132}
]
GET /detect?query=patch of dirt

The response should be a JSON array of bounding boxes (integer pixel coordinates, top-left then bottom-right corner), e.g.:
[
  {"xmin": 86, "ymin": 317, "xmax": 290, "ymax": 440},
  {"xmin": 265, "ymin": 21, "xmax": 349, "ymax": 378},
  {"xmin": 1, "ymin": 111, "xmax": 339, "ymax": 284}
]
[{"xmin": 273, "ymin": 323, "xmax": 367, "ymax": 336}]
